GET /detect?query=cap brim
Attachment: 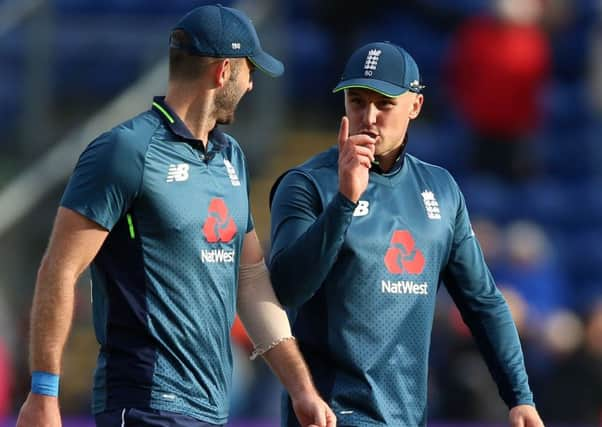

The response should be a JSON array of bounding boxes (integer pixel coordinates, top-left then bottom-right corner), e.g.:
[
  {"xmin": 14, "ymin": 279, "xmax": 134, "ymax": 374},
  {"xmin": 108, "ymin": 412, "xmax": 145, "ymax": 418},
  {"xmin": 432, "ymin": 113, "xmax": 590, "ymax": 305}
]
[
  {"xmin": 248, "ymin": 50, "xmax": 284, "ymax": 77},
  {"xmin": 332, "ymin": 78, "xmax": 408, "ymax": 97}
]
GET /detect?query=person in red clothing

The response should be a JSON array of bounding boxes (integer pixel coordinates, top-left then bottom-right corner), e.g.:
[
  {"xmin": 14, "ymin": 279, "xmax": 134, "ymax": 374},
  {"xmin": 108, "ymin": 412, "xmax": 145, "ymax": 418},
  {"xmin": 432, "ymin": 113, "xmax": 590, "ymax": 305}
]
[
  {"xmin": 0, "ymin": 340, "xmax": 12, "ymax": 418},
  {"xmin": 446, "ymin": 0, "xmax": 550, "ymax": 180}
]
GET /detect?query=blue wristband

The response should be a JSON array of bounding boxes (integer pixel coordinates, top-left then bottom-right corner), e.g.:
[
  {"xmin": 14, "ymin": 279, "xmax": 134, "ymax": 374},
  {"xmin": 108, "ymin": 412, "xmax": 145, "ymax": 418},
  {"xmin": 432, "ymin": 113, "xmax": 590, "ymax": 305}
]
[{"xmin": 31, "ymin": 371, "xmax": 60, "ymax": 397}]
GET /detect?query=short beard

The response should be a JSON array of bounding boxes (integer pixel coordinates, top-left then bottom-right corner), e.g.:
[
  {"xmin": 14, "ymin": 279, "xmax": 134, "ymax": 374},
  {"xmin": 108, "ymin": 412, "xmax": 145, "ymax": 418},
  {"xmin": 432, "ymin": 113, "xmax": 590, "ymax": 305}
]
[{"xmin": 214, "ymin": 63, "xmax": 241, "ymax": 125}]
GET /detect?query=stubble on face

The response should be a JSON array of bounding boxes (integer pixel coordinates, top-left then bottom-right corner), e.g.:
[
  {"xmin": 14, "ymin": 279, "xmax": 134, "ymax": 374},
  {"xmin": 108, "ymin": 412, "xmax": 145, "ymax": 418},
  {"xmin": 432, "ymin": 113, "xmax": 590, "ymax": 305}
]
[{"xmin": 214, "ymin": 60, "xmax": 243, "ymax": 125}]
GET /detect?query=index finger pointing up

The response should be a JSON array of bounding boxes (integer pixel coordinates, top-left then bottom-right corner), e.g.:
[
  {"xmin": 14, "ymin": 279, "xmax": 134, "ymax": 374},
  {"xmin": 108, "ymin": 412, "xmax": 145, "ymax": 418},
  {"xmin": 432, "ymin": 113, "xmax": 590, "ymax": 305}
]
[{"xmin": 338, "ymin": 116, "xmax": 349, "ymax": 149}]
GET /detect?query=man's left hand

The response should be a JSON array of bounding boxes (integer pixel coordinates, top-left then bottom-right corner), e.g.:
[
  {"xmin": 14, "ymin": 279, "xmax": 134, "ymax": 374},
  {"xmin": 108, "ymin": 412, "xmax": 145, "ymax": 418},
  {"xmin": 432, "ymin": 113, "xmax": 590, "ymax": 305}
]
[{"xmin": 509, "ymin": 404, "xmax": 544, "ymax": 427}]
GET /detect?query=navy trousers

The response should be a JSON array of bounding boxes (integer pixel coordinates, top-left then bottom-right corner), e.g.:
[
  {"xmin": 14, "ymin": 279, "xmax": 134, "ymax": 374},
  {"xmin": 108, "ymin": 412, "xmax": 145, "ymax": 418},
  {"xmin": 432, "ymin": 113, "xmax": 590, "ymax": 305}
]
[{"xmin": 95, "ymin": 407, "xmax": 223, "ymax": 427}]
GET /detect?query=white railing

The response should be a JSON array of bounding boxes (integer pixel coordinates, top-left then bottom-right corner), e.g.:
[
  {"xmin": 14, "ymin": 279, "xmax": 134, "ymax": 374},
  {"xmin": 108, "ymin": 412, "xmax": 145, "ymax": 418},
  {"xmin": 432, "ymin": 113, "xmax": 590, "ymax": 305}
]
[
  {"xmin": 0, "ymin": 60, "xmax": 168, "ymax": 236},
  {"xmin": 0, "ymin": 0, "xmax": 45, "ymax": 36}
]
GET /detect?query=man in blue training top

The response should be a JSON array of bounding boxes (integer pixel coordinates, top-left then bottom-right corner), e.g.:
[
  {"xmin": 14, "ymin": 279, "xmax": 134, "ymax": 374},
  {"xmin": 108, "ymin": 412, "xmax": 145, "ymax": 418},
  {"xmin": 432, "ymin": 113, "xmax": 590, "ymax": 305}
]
[
  {"xmin": 269, "ymin": 41, "xmax": 545, "ymax": 427},
  {"xmin": 17, "ymin": 5, "xmax": 335, "ymax": 427}
]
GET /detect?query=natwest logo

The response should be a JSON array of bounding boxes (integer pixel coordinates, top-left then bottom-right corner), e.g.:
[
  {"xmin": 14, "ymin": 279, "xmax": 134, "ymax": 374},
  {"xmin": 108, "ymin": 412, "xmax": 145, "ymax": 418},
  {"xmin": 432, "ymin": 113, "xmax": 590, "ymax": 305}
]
[
  {"xmin": 384, "ymin": 230, "xmax": 425, "ymax": 275},
  {"xmin": 202, "ymin": 198, "xmax": 237, "ymax": 243},
  {"xmin": 382, "ymin": 280, "xmax": 428, "ymax": 295},
  {"xmin": 201, "ymin": 249, "xmax": 235, "ymax": 263}
]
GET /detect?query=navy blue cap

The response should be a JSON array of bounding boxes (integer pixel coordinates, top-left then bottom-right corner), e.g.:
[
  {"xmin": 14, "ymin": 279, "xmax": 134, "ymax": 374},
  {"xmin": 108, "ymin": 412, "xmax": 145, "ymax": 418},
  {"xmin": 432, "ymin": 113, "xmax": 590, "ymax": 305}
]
[
  {"xmin": 170, "ymin": 4, "xmax": 284, "ymax": 77},
  {"xmin": 333, "ymin": 41, "xmax": 425, "ymax": 97}
]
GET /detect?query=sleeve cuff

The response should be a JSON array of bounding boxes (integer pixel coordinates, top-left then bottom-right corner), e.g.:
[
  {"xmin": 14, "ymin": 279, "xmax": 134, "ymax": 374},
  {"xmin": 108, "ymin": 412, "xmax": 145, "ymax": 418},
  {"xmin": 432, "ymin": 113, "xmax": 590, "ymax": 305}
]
[{"xmin": 334, "ymin": 191, "xmax": 358, "ymax": 213}]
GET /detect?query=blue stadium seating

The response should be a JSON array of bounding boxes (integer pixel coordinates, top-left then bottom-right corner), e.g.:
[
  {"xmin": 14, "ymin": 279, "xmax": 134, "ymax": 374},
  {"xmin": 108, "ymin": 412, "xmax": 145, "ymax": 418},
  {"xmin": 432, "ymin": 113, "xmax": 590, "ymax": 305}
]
[{"xmin": 0, "ymin": 28, "xmax": 25, "ymax": 130}]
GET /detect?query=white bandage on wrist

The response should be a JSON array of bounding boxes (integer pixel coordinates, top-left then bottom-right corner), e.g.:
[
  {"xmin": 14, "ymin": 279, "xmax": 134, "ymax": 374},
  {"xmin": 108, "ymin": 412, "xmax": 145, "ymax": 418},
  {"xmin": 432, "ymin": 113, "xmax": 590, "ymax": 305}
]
[{"xmin": 237, "ymin": 260, "xmax": 294, "ymax": 360}]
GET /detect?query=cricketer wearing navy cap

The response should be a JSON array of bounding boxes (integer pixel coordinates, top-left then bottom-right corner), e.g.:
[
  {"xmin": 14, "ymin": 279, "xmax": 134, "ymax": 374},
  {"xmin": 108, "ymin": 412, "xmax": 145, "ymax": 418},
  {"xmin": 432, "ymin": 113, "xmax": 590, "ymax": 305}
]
[
  {"xmin": 269, "ymin": 41, "xmax": 545, "ymax": 426},
  {"xmin": 333, "ymin": 41, "xmax": 425, "ymax": 97},
  {"xmin": 16, "ymin": 4, "xmax": 335, "ymax": 427},
  {"xmin": 170, "ymin": 4, "xmax": 284, "ymax": 77}
]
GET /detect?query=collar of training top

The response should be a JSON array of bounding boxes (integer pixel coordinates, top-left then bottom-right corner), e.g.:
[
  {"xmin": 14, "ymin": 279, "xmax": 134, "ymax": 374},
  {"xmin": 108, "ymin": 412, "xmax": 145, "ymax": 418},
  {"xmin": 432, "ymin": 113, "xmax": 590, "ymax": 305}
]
[{"xmin": 151, "ymin": 96, "xmax": 228, "ymax": 152}]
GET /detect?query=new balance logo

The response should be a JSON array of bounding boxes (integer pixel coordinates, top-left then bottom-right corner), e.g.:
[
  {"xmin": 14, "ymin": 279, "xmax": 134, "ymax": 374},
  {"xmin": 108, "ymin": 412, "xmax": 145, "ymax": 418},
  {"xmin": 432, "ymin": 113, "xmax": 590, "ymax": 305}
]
[
  {"xmin": 161, "ymin": 393, "xmax": 176, "ymax": 401},
  {"xmin": 224, "ymin": 159, "xmax": 241, "ymax": 187},
  {"xmin": 232, "ymin": 42, "xmax": 241, "ymax": 50},
  {"xmin": 364, "ymin": 49, "xmax": 382, "ymax": 76},
  {"xmin": 166, "ymin": 163, "xmax": 189, "ymax": 182},
  {"xmin": 421, "ymin": 190, "xmax": 441, "ymax": 220},
  {"xmin": 353, "ymin": 200, "xmax": 370, "ymax": 217}
]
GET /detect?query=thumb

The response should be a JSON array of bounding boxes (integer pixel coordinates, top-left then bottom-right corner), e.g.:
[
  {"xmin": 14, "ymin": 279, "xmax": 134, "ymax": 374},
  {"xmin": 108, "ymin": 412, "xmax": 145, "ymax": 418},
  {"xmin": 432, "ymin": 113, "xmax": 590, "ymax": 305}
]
[{"xmin": 338, "ymin": 116, "xmax": 349, "ymax": 149}]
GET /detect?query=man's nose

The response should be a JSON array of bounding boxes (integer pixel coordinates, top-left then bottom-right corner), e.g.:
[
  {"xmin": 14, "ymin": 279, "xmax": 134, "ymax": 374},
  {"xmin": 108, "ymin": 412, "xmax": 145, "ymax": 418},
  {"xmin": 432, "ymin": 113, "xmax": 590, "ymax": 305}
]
[{"xmin": 362, "ymin": 103, "xmax": 377, "ymax": 125}]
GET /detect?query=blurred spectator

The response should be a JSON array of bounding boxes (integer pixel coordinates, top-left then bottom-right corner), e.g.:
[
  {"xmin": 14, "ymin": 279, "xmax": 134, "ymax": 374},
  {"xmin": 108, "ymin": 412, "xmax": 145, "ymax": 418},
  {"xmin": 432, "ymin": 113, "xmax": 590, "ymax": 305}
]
[
  {"xmin": 471, "ymin": 217, "xmax": 505, "ymax": 270},
  {"xmin": 472, "ymin": 218, "xmax": 569, "ymax": 321},
  {"xmin": 498, "ymin": 287, "xmax": 552, "ymax": 382},
  {"xmin": 446, "ymin": 0, "xmax": 550, "ymax": 180},
  {"xmin": 0, "ymin": 340, "xmax": 12, "ymax": 418},
  {"xmin": 539, "ymin": 302, "xmax": 602, "ymax": 423},
  {"xmin": 529, "ymin": 308, "xmax": 584, "ymax": 389},
  {"xmin": 541, "ymin": 310, "xmax": 584, "ymax": 358},
  {"xmin": 0, "ymin": 290, "xmax": 13, "ymax": 418},
  {"xmin": 544, "ymin": 0, "xmax": 596, "ymax": 84},
  {"xmin": 434, "ymin": 302, "xmax": 508, "ymax": 421},
  {"xmin": 495, "ymin": 220, "xmax": 568, "ymax": 323}
]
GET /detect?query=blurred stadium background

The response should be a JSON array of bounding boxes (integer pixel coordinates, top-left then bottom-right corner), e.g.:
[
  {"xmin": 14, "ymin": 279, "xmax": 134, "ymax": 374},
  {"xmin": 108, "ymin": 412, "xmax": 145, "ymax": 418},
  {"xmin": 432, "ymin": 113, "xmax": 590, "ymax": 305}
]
[{"xmin": 0, "ymin": 0, "xmax": 601, "ymax": 425}]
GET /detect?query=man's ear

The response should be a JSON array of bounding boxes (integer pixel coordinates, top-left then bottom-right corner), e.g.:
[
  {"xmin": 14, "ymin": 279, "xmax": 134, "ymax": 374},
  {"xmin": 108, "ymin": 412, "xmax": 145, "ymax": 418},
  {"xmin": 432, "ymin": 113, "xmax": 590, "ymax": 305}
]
[
  {"xmin": 409, "ymin": 94, "xmax": 424, "ymax": 120},
  {"xmin": 214, "ymin": 59, "xmax": 231, "ymax": 88}
]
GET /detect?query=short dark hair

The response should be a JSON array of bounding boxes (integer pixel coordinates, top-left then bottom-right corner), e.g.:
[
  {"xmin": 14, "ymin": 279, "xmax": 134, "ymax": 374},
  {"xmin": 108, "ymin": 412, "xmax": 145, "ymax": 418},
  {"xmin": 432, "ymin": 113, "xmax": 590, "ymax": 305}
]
[{"xmin": 168, "ymin": 29, "xmax": 214, "ymax": 81}]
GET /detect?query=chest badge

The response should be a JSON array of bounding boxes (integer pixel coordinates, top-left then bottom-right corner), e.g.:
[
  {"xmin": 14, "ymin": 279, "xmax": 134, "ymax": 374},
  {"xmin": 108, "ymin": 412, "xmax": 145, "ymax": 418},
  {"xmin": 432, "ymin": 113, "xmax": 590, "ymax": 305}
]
[
  {"xmin": 223, "ymin": 159, "xmax": 241, "ymax": 187},
  {"xmin": 421, "ymin": 190, "xmax": 441, "ymax": 220}
]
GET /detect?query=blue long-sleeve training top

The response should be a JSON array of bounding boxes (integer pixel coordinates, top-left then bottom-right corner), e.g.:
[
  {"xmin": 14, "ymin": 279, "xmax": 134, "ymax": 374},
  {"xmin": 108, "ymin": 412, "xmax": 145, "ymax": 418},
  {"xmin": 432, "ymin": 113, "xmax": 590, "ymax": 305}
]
[{"xmin": 269, "ymin": 146, "xmax": 534, "ymax": 427}]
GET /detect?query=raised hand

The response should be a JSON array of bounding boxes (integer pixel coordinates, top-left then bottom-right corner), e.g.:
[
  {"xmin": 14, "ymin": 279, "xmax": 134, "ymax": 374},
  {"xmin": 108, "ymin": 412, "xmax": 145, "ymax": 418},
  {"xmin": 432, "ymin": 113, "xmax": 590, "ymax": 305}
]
[{"xmin": 337, "ymin": 116, "xmax": 375, "ymax": 203}]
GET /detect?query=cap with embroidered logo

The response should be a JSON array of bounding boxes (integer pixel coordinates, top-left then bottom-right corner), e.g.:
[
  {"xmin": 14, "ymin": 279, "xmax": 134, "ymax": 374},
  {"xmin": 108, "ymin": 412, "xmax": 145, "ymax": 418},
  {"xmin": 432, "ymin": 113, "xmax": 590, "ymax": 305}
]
[
  {"xmin": 170, "ymin": 4, "xmax": 284, "ymax": 77},
  {"xmin": 333, "ymin": 41, "xmax": 425, "ymax": 97}
]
